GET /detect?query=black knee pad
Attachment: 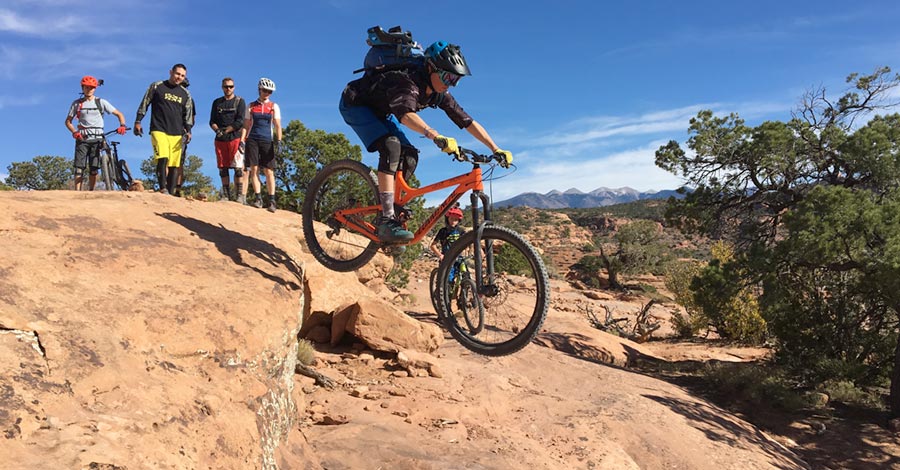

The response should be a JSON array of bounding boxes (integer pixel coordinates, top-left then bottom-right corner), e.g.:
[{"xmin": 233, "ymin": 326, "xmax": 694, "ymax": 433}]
[
  {"xmin": 219, "ymin": 168, "xmax": 230, "ymax": 178},
  {"xmin": 89, "ymin": 169, "xmax": 99, "ymax": 176},
  {"xmin": 400, "ymin": 145, "xmax": 419, "ymax": 178},
  {"xmin": 234, "ymin": 169, "xmax": 244, "ymax": 178},
  {"xmin": 376, "ymin": 136, "xmax": 402, "ymax": 175}
]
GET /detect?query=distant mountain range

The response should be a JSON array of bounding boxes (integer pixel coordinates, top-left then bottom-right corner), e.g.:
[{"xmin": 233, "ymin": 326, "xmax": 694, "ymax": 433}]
[{"xmin": 493, "ymin": 187, "xmax": 684, "ymax": 209}]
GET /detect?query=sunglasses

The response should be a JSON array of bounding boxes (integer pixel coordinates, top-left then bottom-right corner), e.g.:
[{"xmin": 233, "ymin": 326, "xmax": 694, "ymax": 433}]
[
  {"xmin": 438, "ymin": 71, "xmax": 462, "ymax": 87},
  {"xmin": 259, "ymin": 89, "xmax": 273, "ymax": 94},
  {"xmin": 222, "ymin": 85, "xmax": 234, "ymax": 89}
]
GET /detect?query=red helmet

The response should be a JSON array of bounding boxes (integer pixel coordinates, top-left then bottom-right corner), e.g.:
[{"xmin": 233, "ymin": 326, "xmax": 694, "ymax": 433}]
[
  {"xmin": 447, "ymin": 207, "xmax": 464, "ymax": 219},
  {"xmin": 81, "ymin": 76, "xmax": 99, "ymax": 87}
]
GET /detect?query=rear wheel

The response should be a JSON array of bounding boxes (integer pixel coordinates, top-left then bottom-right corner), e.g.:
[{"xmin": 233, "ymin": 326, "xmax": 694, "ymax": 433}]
[
  {"xmin": 429, "ymin": 268, "xmax": 446, "ymax": 319},
  {"xmin": 115, "ymin": 157, "xmax": 133, "ymax": 190},
  {"xmin": 436, "ymin": 226, "xmax": 549, "ymax": 356},
  {"xmin": 302, "ymin": 160, "xmax": 380, "ymax": 272}
]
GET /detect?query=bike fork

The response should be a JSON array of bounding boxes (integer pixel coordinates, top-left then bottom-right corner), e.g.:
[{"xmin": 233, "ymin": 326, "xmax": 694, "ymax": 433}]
[{"xmin": 469, "ymin": 191, "xmax": 495, "ymax": 292}]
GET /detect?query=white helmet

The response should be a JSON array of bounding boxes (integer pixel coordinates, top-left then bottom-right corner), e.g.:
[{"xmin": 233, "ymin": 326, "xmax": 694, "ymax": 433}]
[{"xmin": 258, "ymin": 77, "xmax": 276, "ymax": 91}]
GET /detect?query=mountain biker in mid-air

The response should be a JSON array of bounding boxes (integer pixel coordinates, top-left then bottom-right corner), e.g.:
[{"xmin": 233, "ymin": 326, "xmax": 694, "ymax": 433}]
[
  {"xmin": 339, "ymin": 40, "xmax": 514, "ymax": 242},
  {"xmin": 65, "ymin": 75, "xmax": 128, "ymax": 190}
]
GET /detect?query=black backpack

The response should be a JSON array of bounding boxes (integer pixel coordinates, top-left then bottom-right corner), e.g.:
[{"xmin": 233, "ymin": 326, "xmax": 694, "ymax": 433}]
[{"xmin": 353, "ymin": 26, "xmax": 426, "ymax": 75}]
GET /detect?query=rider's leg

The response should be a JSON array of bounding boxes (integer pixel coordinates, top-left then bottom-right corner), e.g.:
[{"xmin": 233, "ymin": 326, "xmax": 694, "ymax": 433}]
[
  {"xmin": 338, "ymin": 99, "xmax": 413, "ymax": 241},
  {"xmin": 156, "ymin": 159, "xmax": 168, "ymax": 193},
  {"xmin": 219, "ymin": 168, "xmax": 230, "ymax": 199},
  {"xmin": 73, "ymin": 167, "xmax": 84, "ymax": 191},
  {"xmin": 88, "ymin": 170, "xmax": 98, "ymax": 191},
  {"xmin": 234, "ymin": 168, "xmax": 245, "ymax": 203},
  {"xmin": 374, "ymin": 135, "xmax": 413, "ymax": 241},
  {"xmin": 400, "ymin": 145, "xmax": 419, "ymax": 179},
  {"xmin": 166, "ymin": 163, "xmax": 178, "ymax": 194},
  {"xmin": 376, "ymin": 135, "xmax": 402, "ymax": 219},
  {"xmin": 73, "ymin": 140, "xmax": 88, "ymax": 190},
  {"xmin": 87, "ymin": 142, "xmax": 100, "ymax": 191}
]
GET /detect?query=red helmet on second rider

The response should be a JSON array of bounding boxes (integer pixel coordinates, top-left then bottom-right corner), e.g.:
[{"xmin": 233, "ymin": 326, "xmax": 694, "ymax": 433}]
[
  {"xmin": 447, "ymin": 207, "xmax": 464, "ymax": 220},
  {"xmin": 81, "ymin": 76, "xmax": 99, "ymax": 88}
]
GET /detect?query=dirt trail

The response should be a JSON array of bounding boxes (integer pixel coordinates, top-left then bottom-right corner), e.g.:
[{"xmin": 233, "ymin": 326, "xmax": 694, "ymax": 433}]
[{"xmin": 297, "ymin": 268, "xmax": 808, "ymax": 470}]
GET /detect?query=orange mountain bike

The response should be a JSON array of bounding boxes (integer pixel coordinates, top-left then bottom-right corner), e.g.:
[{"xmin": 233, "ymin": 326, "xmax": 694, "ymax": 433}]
[{"xmin": 301, "ymin": 148, "xmax": 549, "ymax": 356}]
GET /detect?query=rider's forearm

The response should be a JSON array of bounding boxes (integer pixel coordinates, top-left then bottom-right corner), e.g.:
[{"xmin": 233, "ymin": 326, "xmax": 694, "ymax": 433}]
[
  {"xmin": 466, "ymin": 120, "xmax": 500, "ymax": 152},
  {"xmin": 113, "ymin": 110, "xmax": 127, "ymax": 126},
  {"xmin": 399, "ymin": 113, "xmax": 438, "ymax": 139}
]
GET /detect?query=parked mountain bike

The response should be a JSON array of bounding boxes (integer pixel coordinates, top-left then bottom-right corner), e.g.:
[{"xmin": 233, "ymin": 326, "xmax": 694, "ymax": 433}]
[
  {"xmin": 302, "ymin": 147, "xmax": 549, "ymax": 356},
  {"xmin": 97, "ymin": 128, "xmax": 134, "ymax": 191},
  {"xmin": 429, "ymin": 256, "xmax": 484, "ymax": 334}
]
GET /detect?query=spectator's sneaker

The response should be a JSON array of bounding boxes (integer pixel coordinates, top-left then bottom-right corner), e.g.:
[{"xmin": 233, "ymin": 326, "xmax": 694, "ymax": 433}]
[
  {"xmin": 159, "ymin": 188, "xmax": 169, "ymax": 196},
  {"xmin": 253, "ymin": 196, "xmax": 263, "ymax": 208},
  {"xmin": 267, "ymin": 198, "xmax": 277, "ymax": 213},
  {"xmin": 174, "ymin": 188, "xmax": 182, "ymax": 197},
  {"xmin": 220, "ymin": 188, "xmax": 232, "ymax": 201},
  {"xmin": 237, "ymin": 194, "xmax": 247, "ymax": 205},
  {"xmin": 376, "ymin": 216, "xmax": 413, "ymax": 243}
]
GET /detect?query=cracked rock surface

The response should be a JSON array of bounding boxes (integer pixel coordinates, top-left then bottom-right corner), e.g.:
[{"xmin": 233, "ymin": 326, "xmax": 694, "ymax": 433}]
[{"xmin": 0, "ymin": 191, "xmax": 386, "ymax": 469}]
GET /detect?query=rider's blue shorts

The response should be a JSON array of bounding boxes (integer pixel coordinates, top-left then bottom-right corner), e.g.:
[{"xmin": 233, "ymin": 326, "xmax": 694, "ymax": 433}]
[{"xmin": 339, "ymin": 97, "xmax": 413, "ymax": 152}]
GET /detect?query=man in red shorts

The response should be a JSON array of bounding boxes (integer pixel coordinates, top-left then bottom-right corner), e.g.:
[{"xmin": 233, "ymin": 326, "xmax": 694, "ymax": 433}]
[{"xmin": 209, "ymin": 77, "xmax": 247, "ymax": 202}]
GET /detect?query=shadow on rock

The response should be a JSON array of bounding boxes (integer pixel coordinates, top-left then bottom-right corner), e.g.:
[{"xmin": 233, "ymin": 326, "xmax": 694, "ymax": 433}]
[
  {"xmin": 158, "ymin": 212, "xmax": 302, "ymax": 289},
  {"xmin": 643, "ymin": 394, "xmax": 811, "ymax": 470}
]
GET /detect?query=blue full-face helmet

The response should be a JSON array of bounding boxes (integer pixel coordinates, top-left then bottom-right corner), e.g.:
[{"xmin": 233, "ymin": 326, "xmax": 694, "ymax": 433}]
[{"xmin": 424, "ymin": 41, "xmax": 471, "ymax": 76}]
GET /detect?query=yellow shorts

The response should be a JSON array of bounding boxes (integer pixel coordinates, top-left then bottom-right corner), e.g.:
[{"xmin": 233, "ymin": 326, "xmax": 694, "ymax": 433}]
[{"xmin": 150, "ymin": 131, "xmax": 184, "ymax": 167}]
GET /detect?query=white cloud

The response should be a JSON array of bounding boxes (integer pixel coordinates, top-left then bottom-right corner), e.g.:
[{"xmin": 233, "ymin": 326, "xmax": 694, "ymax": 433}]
[
  {"xmin": 528, "ymin": 101, "xmax": 789, "ymax": 149},
  {"xmin": 0, "ymin": 8, "xmax": 81, "ymax": 36},
  {"xmin": 464, "ymin": 100, "xmax": 795, "ymax": 203},
  {"xmin": 0, "ymin": 42, "xmax": 187, "ymax": 82},
  {"xmin": 0, "ymin": 94, "xmax": 44, "ymax": 109}
]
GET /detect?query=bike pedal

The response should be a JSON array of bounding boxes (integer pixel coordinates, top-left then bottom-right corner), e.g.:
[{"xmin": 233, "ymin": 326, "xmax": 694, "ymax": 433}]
[{"xmin": 382, "ymin": 245, "xmax": 407, "ymax": 257}]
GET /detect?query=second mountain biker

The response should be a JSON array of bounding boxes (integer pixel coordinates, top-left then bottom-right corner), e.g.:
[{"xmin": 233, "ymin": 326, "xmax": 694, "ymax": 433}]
[
  {"xmin": 339, "ymin": 38, "xmax": 513, "ymax": 242},
  {"xmin": 64, "ymin": 75, "xmax": 128, "ymax": 191}
]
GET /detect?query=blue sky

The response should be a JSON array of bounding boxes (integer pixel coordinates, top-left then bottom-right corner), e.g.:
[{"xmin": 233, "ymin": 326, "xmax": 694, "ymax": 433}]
[{"xmin": 2, "ymin": 0, "xmax": 899, "ymax": 205}]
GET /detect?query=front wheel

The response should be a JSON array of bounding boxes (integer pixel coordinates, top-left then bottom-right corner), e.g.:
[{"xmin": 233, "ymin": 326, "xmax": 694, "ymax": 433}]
[
  {"xmin": 99, "ymin": 150, "xmax": 115, "ymax": 190},
  {"xmin": 301, "ymin": 159, "xmax": 380, "ymax": 272},
  {"xmin": 457, "ymin": 275, "xmax": 484, "ymax": 334},
  {"xmin": 435, "ymin": 226, "xmax": 549, "ymax": 356}
]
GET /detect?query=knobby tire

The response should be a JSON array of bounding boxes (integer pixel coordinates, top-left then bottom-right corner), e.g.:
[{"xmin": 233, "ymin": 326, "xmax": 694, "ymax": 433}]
[
  {"xmin": 435, "ymin": 225, "xmax": 549, "ymax": 356},
  {"xmin": 302, "ymin": 159, "xmax": 380, "ymax": 272}
]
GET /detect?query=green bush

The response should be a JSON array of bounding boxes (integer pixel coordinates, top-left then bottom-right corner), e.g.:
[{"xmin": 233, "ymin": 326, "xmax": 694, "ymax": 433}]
[
  {"xmin": 702, "ymin": 363, "xmax": 810, "ymax": 411},
  {"xmin": 692, "ymin": 242, "xmax": 766, "ymax": 343},
  {"xmin": 495, "ymin": 243, "xmax": 532, "ymax": 276},
  {"xmin": 821, "ymin": 380, "xmax": 884, "ymax": 409},
  {"xmin": 664, "ymin": 260, "xmax": 705, "ymax": 337},
  {"xmin": 296, "ymin": 339, "xmax": 316, "ymax": 366}
]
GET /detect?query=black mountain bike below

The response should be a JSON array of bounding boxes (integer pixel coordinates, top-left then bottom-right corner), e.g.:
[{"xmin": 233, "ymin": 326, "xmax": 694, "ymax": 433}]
[{"xmin": 98, "ymin": 128, "xmax": 134, "ymax": 191}]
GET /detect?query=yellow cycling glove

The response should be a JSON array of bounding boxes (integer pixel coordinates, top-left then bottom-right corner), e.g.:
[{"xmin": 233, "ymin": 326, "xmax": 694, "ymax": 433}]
[
  {"xmin": 494, "ymin": 149, "xmax": 513, "ymax": 168},
  {"xmin": 433, "ymin": 135, "xmax": 459, "ymax": 155}
]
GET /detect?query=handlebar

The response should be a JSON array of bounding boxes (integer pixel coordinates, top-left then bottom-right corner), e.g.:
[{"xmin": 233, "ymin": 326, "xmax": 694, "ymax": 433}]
[
  {"xmin": 103, "ymin": 127, "xmax": 131, "ymax": 136},
  {"xmin": 454, "ymin": 147, "xmax": 504, "ymax": 165}
]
